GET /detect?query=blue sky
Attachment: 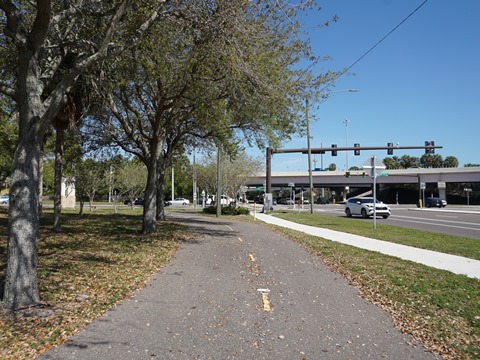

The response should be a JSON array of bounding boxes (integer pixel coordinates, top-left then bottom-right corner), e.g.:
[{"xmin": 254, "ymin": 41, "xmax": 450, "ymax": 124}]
[{"xmin": 254, "ymin": 0, "xmax": 480, "ymax": 172}]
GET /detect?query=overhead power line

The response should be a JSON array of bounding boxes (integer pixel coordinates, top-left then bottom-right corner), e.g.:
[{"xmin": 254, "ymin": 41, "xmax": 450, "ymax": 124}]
[
  {"xmin": 318, "ymin": 0, "xmax": 429, "ymax": 92},
  {"xmin": 343, "ymin": 0, "xmax": 429, "ymax": 74}
]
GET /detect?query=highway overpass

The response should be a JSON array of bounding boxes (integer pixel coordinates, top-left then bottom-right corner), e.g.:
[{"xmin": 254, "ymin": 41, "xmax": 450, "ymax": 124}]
[{"xmin": 247, "ymin": 167, "xmax": 480, "ymax": 199}]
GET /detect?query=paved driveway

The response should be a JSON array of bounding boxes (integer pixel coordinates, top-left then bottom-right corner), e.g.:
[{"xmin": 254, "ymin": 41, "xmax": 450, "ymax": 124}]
[{"xmin": 41, "ymin": 212, "xmax": 440, "ymax": 359}]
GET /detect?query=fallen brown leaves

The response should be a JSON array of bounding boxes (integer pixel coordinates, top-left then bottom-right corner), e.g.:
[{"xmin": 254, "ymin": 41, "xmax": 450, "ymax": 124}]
[{"xmin": 0, "ymin": 209, "xmax": 188, "ymax": 359}]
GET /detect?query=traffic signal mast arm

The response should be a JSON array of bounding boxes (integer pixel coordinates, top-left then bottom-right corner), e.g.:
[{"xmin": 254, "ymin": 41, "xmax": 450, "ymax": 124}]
[
  {"xmin": 271, "ymin": 144, "xmax": 442, "ymax": 155},
  {"xmin": 264, "ymin": 144, "xmax": 441, "ymax": 193}
]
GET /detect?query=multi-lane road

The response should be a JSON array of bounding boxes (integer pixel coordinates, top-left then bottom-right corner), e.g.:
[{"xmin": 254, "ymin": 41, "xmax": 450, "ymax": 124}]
[{"xmin": 274, "ymin": 204, "xmax": 480, "ymax": 239}]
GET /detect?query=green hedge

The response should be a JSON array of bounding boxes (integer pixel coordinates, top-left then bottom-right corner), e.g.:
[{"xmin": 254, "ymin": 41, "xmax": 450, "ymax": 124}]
[{"xmin": 202, "ymin": 206, "xmax": 250, "ymax": 216}]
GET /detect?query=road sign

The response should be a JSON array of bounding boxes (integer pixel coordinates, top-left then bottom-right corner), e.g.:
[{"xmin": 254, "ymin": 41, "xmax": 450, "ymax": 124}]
[
  {"xmin": 362, "ymin": 156, "xmax": 386, "ymax": 230},
  {"xmin": 378, "ymin": 173, "xmax": 389, "ymax": 177},
  {"xmin": 362, "ymin": 156, "xmax": 386, "ymax": 177},
  {"xmin": 464, "ymin": 188, "xmax": 472, "ymax": 192},
  {"xmin": 288, "ymin": 182, "xmax": 295, "ymax": 187},
  {"xmin": 420, "ymin": 182, "xmax": 426, "ymax": 190}
]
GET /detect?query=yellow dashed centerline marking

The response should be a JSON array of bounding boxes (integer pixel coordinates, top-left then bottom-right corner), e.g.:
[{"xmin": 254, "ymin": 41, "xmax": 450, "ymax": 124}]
[
  {"xmin": 261, "ymin": 292, "xmax": 272, "ymax": 312},
  {"xmin": 257, "ymin": 289, "xmax": 272, "ymax": 312},
  {"xmin": 250, "ymin": 254, "xmax": 273, "ymax": 312}
]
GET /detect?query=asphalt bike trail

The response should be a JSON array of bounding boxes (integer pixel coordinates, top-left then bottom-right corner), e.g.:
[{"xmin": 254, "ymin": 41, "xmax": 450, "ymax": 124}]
[{"xmin": 41, "ymin": 211, "xmax": 440, "ymax": 359}]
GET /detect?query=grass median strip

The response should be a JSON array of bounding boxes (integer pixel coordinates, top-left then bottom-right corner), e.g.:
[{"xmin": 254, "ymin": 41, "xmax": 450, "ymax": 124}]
[
  {"xmin": 0, "ymin": 207, "xmax": 190, "ymax": 360},
  {"xmin": 271, "ymin": 211, "xmax": 480, "ymax": 260},
  {"xmin": 263, "ymin": 212, "xmax": 480, "ymax": 360}
]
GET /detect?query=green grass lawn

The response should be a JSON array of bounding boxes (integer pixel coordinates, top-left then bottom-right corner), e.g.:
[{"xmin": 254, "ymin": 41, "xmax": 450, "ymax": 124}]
[{"xmin": 271, "ymin": 210, "xmax": 480, "ymax": 260}]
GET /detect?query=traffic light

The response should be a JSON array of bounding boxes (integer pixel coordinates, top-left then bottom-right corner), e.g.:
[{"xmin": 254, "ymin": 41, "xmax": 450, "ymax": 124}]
[
  {"xmin": 354, "ymin": 143, "xmax": 360, "ymax": 156},
  {"xmin": 331, "ymin": 144, "xmax": 337, "ymax": 156},
  {"xmin": 345, "ymin": 171, "xmax": 350, "ymax": 178},
  {"xmin": 425, "ymin": 140, "xmax": 435, "ymax": 154},
  {"xmin": 387, "ymin": 142, "xmax": 393, "ymax": 155}
]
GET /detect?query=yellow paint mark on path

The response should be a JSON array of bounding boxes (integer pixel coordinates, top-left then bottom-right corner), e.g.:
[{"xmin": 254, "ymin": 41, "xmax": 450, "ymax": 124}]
[
  {"xmin": 249, "ymin": 254, "xmax": 256, "ymax": 262},
  {"xmin": 226, "ymin": 225, "xmax": 233, "ymax": 231},
  {"xmin": 261, "ymin": 292, "xmax": 272, "ymax": 312}
]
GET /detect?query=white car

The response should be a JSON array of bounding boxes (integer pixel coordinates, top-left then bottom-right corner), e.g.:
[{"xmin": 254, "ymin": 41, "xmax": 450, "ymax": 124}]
[
  {"xmin": 0, "ymin": 194, "xmax": 9, "ymax": 205},
  {"xmin": 345, "ymin": 197, "xmax": 391, "ymax": 219},
  {"xmin": 168, "ymin": 198, "xmax": 190, "ymax": 206},
  {"xmin": 206, "ymin": 195, "xmax": 230, "ymax": 206}
]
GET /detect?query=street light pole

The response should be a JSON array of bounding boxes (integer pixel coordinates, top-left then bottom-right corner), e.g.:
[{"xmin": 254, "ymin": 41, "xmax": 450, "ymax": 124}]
[
  {"xmin": 343, "ymin": 118, "xmax": 350, "ymax": 170},
  {"xmin": 216, "ymin": 144, "xmax": 222, "ymax": 217},
  {"xmin": 306, "ymin": 98, "xmax": 314, "ymax": 214},
  {"xmin": 171, "ymin": 167, "xmax": 174, "ymax": 202}
]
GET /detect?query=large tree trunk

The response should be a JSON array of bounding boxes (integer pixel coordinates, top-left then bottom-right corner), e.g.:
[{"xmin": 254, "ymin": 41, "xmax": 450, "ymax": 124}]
[
  {"xmin": 3, "ymin": 43, "xmax": 48, "ymax": 309},
  {"xmin": 143, "ymin": 155, "xmax": 158, "ymax": 234},
  {"xmin": 3, "ymin": 130, "xmax": 42, "ymax": 309}
]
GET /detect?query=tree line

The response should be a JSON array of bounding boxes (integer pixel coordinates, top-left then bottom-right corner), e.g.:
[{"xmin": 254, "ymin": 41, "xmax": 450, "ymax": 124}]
[{"xmin": 323, "ymin": 153, "xmax": 469, "ymax": 172}]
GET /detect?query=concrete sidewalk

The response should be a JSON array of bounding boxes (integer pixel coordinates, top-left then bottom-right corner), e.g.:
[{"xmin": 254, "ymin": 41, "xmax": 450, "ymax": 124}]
[{"xmin": 253, "ymin": 212, "xmax": 480, "ymax": 280}]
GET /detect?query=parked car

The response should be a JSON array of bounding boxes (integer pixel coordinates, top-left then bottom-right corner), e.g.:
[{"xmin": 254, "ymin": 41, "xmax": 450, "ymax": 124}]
[
  {"xmin": 345, "ymin": 197, "xmax": 391, "ymax": 219},
  {"xmin": 0, "ymin": 194, "xmax": 9, "ymax": 205},
  {"xmin": 219, "ymin": 195, "xmax": 230, "ymax": 206},
  {"xmin": 167, "ymin": 198, "xmax": 190, "ymax": 206},
  {"xmin": 424, "ymin": 197, "xmax": 447, "ymax": 208},
  {"xmin": 207, "ymin": 195, "xmax": 230, "ymax": 206},
  {"xmin": 315, "ymin": 197, "xmax": 329, "ymax": 205},
  {"xmin": 124, "ymin": 197, "xmax": 144, "ymax": 206}
]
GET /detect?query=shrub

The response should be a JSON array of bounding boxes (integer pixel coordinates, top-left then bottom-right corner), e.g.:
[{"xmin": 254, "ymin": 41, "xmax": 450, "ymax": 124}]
[{"xmin": 202, "ymin": 206, "xmax": 250, "ymax": 216}]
